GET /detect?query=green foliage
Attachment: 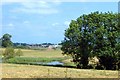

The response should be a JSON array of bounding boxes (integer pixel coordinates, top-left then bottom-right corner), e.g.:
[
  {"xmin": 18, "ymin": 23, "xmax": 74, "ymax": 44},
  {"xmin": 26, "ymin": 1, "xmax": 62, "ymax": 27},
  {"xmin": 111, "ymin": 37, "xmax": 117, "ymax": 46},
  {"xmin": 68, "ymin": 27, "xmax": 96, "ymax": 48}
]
[
  {"xmin": 3, "ymin": 48, "xmax": 23, "ymax": 61},
  {"xmin": 5, "ymin": 57, "xmax": 66, "ymax": 64},
  {"xmin": 1, "ymin": 33, "xmax": 13, "ymax": 47},
  {"xmin": 15, "ymin": 49, "xmax": 23, "ymax": 57},
  {"xmin": 3, "ymin": 47, "xmax": 15, "ymax": 59},
  {"xmin": 93, "ymin": 12, "xmax": 120, "ymax": 70},
  {"xmin": 61, "ymin": 11, "xmax": 120, "ymax": 70}
]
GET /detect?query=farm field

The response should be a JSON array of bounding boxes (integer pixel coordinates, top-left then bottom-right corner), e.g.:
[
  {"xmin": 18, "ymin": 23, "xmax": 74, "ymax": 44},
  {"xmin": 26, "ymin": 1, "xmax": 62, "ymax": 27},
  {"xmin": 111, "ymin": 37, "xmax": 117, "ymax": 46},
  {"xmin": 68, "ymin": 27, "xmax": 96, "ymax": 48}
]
[{"xmin": 0, "ymin": 48, "xmax": 119, "ymax": 78}]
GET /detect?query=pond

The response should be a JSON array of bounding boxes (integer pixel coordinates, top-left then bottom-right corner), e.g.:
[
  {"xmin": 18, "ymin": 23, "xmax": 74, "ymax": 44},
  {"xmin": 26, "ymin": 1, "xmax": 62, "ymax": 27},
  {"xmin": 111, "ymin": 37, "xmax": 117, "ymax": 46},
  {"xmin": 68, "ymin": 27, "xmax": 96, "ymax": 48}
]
[
  {"xmin": 35, "ymin": 61, "xmax": 64, "ymax": 66},
  {"xmin": 47, "ymin": 61, "xmax": 64, "ymax": 65}
]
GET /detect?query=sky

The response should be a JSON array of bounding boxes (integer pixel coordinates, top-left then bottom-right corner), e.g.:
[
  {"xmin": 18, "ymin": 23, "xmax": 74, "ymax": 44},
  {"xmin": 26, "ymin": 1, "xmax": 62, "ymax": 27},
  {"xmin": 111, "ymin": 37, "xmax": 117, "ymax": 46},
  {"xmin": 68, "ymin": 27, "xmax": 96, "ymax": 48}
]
[{"xmin": 1, "ymin": 0, "xmax": 119, "ymax": 44}]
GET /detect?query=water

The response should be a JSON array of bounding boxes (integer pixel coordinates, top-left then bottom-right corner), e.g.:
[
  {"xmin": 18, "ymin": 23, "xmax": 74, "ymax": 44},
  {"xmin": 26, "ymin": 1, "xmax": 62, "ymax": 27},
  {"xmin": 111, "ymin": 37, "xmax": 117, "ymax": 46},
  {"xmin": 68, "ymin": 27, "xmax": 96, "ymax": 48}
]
[
  {"xmin": 47, "ymin": 61, "xmax": 63, "ymax": 65},
  {"xmin": 35, "ymin": 61, "xmax": 64, "ymax": 66}
]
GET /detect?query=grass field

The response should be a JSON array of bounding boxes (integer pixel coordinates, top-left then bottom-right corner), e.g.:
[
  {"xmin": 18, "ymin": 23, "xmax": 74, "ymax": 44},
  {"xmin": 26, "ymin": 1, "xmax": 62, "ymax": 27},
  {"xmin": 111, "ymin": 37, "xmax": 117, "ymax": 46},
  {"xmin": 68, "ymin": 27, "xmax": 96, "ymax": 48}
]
[
  {"xmin": 1, "ymin": 63, "xmax": 118, "ymax": 78},
  {"xmin": 0, "ymin": 48, "xmax": 65, "ymax": 58},
  {"xmin": 0, "ymin": 48, "xmax": 119, "ymax": 78},
  {"xmin": 0, "ymin": 48, "xmax": 74, "ymax": 66}
]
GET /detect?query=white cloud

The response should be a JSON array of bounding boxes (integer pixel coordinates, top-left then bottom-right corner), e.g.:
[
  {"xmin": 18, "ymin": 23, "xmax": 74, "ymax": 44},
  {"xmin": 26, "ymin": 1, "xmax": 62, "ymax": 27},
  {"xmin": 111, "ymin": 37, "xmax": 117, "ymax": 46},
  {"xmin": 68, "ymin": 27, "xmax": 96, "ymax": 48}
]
[
  {"xmin": 21, "ymin": 1, "xmax": 49, "ymax": 9},
  {"xmin": 2, "ymin": 23, "xmax": 15, "ymax": 30},
  {"xmin": 64, "ymin": 21, "xmax": 70, "ymax": 26},
  {"xmin": 3, "ymin": 0, "xmax": 60, "ymax": 15},
  {"xmin": 23, "ymin": 21, "xmax": 30, "ymax": 24},
  {"xmin": 11, "ymin": 7, "xmax": 58, "ymax": 14},
  {"xmin": 51, "ymin": 0, "xmax": 62, "ymax": 5},
  {"xmin": 8, "ymin": 23, "xmax": 14, "ymax": 27},
  {"xmin": 52, "ymin": 22, "xmax": 59, "ymax": 26},
  {"xmin": 52, "ymin": 21, "xmax": 70, "ymax": 28}
]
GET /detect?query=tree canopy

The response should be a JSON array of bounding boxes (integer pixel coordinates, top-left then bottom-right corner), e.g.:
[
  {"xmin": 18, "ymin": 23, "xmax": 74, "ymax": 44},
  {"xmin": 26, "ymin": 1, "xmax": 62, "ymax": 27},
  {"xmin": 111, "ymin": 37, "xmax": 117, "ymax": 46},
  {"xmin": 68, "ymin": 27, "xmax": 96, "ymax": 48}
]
[
  {"xmin": 1, "ymin": 33, "xmax": 13, "ymax": 47},
  {"xmin": 61, "ymin": 12, "xmax": 120, "ymax": 70}
]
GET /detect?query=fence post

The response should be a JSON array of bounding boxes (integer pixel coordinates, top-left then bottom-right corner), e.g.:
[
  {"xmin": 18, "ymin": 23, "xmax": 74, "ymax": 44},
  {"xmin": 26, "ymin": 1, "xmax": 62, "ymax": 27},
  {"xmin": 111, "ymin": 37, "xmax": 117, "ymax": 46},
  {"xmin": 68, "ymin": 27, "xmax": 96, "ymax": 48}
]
[
  {"xmin": 48, "ymin": 68, "xmax": 50, "ymax": 78},
  {"xmin": 65, "ymin": 67, "xmax": 68, "ymax": 78}
]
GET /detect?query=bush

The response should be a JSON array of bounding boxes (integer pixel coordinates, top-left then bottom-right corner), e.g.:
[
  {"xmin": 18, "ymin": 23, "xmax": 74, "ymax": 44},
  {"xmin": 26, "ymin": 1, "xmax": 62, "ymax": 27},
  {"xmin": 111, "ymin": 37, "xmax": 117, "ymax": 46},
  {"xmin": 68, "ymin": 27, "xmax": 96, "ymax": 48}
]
[
  {"xmin": 15, "ymin": 49, "xmax": 23, "ymax": 57},
  {"xmin": 88, "ymin": 57, "xmax": 99, "ymax": 69},
  {"xmin": 3, "ymin": 47, "xmax": 15, "ymax": 59}
]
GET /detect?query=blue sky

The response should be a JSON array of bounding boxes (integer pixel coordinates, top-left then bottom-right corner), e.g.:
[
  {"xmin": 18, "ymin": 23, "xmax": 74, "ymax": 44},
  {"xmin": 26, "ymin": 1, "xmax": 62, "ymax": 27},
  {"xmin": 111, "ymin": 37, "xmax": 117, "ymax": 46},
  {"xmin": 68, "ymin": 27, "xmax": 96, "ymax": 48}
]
[{"xmin": 1, "ymin": 1, "xmax": 118, "ymax": 44}]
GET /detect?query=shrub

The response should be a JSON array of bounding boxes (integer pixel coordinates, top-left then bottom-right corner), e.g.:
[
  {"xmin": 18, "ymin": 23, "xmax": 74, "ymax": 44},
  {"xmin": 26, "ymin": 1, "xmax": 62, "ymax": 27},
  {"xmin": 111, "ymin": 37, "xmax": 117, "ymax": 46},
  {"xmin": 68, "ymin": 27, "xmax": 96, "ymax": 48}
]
[
  {"xmin": 16, "ymin": 49, "xmax": 23, "ymax": 57},
  {"xmin": 3, "ymin": 47, "xmax": 15, "ymax": 59}
]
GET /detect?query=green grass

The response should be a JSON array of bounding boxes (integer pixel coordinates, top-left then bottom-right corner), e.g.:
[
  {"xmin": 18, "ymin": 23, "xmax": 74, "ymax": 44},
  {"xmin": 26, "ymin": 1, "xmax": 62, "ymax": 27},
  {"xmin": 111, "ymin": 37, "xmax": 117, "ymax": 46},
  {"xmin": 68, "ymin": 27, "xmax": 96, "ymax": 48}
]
[
  {"xmin": 5, "ymin": 57, "xmax": 67, "ymax": 63},
  {"xmin": 4, "ymin": 56, "xmax": 76, "ymax": 67},
  {"xmin": 1, "ymin": 48, "xmax": 75, "ymax": 66}
]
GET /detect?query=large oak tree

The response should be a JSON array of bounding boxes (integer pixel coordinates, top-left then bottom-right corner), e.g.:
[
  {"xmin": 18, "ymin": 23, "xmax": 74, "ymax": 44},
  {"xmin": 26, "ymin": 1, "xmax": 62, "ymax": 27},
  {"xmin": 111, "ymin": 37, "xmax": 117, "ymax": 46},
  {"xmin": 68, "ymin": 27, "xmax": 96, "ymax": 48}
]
[{"xmin": 61, "ymin": 12, "xmax": 120, "ymax": 70}]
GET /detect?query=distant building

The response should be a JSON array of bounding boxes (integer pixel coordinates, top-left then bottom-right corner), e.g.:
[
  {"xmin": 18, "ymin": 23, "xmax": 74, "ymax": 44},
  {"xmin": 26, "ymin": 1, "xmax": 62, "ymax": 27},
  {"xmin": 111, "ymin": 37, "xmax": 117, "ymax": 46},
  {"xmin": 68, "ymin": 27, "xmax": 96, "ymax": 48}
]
[{"xmin": 48, "ymin": 44, "xmax": 62, "ymax": 50}]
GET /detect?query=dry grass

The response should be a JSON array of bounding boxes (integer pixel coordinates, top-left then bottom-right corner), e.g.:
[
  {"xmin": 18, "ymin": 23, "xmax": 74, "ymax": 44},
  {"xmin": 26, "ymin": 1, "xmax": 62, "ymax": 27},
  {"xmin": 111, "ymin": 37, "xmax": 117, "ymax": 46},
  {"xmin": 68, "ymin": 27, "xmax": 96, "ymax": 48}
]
[
  {"xmin": 0, "ymin": 48, "xmax": 119, "ymax": 78},
  {"xmin": 0, "ymin": 48, "xmax": 65, "ymax": 58},
  {"xmin": 22, "ymin": 49, "xmax": 65, "ymax": 58},
  {"xmin": 1, "ymin": 63, "xmax": 118, "ymax": 78}
]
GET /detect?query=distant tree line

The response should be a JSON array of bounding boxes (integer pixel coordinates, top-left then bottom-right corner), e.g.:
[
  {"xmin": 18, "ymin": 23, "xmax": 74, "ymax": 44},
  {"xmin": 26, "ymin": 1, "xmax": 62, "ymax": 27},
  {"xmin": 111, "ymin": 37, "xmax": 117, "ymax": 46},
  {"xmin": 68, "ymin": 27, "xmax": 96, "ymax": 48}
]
[
  {"xmin": 13, "ymin": 42, "xmax": 59, "ymax": 49},
  {"xmin": 0, "ymin": 34, "xmax": 61, "ymax": 49}
]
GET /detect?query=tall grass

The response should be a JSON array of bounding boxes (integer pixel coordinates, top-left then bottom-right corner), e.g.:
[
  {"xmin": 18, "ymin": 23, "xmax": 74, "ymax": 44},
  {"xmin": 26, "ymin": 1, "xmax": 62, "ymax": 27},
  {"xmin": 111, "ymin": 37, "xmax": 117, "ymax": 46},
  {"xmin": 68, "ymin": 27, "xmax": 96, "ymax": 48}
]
[{"xmin": 5, "ymin": 57, "xmax": 66, "ymax": 63}]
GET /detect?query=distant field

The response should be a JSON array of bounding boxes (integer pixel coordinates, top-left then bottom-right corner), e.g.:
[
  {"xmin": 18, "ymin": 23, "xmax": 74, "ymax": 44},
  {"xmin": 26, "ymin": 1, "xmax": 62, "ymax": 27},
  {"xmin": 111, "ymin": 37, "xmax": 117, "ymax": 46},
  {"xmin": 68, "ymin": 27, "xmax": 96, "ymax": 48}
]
[
  {"xmin": 0, "ymin": 48, "xmax": 74, "ymax": 66},
  {"xmin": 22, "ymin": 49, "xmax": 65, "ymax": 58},
  {"xmin": 2, "ymin": 63, "xmax": 118, "ymax": 78},
  {"xmin": 0, "ymin": 48, "xmax": 66, "ymax": 58}
]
